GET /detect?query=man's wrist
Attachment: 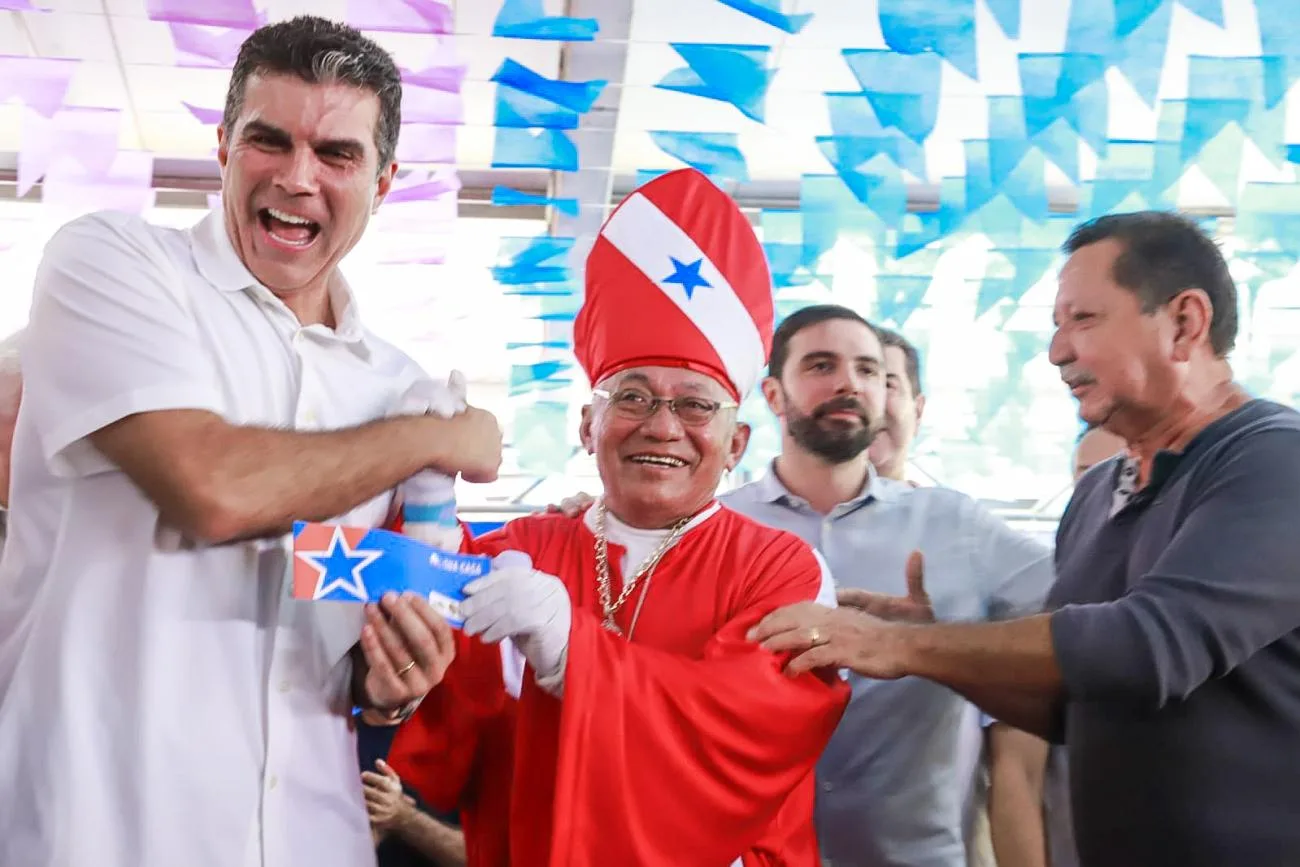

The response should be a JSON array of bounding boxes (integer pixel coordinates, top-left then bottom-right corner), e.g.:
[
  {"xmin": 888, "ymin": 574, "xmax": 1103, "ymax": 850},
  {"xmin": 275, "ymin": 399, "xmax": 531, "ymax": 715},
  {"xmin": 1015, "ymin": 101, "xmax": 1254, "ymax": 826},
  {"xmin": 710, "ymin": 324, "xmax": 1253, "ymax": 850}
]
[
  {"xmin": 419, "ymin": 414, "xmax": 460, "ymax": 474},
  {"xmin": 360, "ymin": 689, "xmax": 423, "ymax": 723},
  {"xmin": 392, "ymin": 801, "xmax": 418, "ymax": 834},
  {"xmin": 351, "ymin": 649, "xmax": 421, "ymax": 721},
  {"xmin": 886, "ymin": 621, "xmax": 928, "ymax": 677}
]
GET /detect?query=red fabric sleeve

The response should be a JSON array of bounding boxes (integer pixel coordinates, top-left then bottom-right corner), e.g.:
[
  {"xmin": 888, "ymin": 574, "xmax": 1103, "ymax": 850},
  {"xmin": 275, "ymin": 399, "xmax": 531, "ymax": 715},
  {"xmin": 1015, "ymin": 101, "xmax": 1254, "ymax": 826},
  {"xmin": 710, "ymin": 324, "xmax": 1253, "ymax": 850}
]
[{"xmin": 544, "ymin": 554, "xmax": 850, "ymax": 866}]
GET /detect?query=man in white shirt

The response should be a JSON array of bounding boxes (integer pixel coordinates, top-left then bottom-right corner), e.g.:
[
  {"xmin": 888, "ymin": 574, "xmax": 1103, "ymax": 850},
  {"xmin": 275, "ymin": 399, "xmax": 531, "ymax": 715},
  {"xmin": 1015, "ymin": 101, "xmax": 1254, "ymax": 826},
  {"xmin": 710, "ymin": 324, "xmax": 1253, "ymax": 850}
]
[{"xmin": 0, "ymin": 16, "xmax": 501, "ymax": 867}]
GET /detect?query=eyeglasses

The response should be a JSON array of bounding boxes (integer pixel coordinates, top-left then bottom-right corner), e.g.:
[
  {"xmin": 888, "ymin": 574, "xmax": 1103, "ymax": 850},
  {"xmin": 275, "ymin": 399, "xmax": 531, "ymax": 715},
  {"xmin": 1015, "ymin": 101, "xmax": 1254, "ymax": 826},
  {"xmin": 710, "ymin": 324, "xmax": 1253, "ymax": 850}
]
[{"xmin": 592, "ymin": 388, "xmax": 738, "ymax": 426}]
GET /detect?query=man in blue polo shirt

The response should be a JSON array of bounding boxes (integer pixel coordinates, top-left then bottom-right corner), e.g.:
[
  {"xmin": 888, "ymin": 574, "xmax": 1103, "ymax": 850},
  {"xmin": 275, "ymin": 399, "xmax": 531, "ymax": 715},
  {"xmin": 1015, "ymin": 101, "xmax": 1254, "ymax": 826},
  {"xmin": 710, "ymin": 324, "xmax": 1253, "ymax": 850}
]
[
  {"xmin": 724, "ymin": 305, "xmax": 1053, "ymax": 867},
  {"xmin": 754, "ymin": 211, "xmax": 1300, "ymax": 867}
]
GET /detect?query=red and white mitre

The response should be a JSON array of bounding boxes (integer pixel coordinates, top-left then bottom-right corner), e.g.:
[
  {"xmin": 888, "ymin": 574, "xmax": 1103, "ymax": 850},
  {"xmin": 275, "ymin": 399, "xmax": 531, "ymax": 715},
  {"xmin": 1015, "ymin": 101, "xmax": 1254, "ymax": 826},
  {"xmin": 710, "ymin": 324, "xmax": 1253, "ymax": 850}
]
[{"xmin": 574, "ymin": 168, "xmax": 775, "ymax": 401}]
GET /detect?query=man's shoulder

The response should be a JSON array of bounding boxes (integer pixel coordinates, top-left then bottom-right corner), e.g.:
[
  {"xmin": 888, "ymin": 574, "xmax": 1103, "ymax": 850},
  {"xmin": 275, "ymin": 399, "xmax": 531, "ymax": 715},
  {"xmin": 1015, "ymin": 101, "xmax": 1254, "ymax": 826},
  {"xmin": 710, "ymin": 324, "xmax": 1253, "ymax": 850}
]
[
  {"xmin": 48, "ymin": 209, "xmax": 177, "ymax": 250},
  {"xmin": 41, "ymin": 210, "xmax": 185, "ymax": 275},
  {"xmin": 900, "ymin": 482, "xmax": 977, "ymax": 509},
  {"xmin": 1217, "ymin": 400, "xmax": 1300, "ymax": 449},
  {"xmin": 712, "ymin": 501, "xmax": 821, "ymax": 566},
  {"xmin": 1183, "ymin": 400, "xmax": 1300, "ymax": 492},
  {"xmin": 359, "ymin": 328, "xmax": 429, "ymax": 379},
  {"xmin": 718, "ymin": 477, "xmax": 765, "ymax": 508},
  {"xmin": 873, "ymin": 481, "xmax": 992, "ymax": 529}
]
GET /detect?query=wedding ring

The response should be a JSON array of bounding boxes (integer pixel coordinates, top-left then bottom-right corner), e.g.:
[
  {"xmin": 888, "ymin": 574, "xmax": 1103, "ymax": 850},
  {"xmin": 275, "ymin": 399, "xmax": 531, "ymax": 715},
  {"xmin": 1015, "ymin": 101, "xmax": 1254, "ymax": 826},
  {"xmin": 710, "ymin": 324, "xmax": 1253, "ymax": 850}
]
[
  {"xmin": 808, "ymin": 627, "xmax": 826, "ymax": 647},
  {"xmin": 396, "ymin": 660, "xmax": 416, "ymax": 676}
]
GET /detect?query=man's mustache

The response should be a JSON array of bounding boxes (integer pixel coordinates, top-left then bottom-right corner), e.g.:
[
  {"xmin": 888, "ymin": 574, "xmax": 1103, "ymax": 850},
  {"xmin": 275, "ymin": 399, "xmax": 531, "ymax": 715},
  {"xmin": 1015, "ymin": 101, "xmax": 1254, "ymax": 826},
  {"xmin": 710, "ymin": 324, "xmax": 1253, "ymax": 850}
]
[{"xmin": 813, "ymin": 396, "xmax": 868, "ymax": 422}]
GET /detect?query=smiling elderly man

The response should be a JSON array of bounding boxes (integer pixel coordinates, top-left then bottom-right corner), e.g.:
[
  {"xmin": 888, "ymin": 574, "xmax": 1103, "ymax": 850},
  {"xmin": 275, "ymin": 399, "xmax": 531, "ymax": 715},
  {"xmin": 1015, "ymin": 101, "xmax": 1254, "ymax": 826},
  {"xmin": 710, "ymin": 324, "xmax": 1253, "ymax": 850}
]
[
  {"xmin": 387, "ymin": 168, "xmax": 849, "ymax": 867},
  {"xmin": 752, "ymin": 211, "xmax": 1300, "ymax": 867}
]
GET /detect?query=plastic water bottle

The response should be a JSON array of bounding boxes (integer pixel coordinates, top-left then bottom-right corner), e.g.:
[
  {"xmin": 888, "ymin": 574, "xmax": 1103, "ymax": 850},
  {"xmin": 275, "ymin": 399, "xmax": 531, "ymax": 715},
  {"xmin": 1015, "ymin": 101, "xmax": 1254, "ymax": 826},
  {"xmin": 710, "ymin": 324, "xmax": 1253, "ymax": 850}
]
[{"xmin": 399, "ymin": 371, "xmax": 467, "ymax": 552}]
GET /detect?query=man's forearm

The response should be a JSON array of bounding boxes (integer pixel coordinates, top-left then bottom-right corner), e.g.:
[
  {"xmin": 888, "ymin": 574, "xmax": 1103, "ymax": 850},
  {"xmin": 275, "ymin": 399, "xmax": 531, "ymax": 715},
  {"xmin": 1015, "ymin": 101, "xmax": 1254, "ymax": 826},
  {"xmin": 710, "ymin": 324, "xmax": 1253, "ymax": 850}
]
[
  {"xmin": 988, "ymin": 724, "xmax": 1049, "ymax": 867},
  {"xmin": 898, "ymin": 615, "xmax": 1065, "ymax": 737},
  {"xmin": 94, "ymin": 410, "xmax": 464, "ymax": 545},
  {"xmin": 199, "ymin": 415, "xmax": 445, "ymax": 542},
  {"xmin": 394, "ymin": 810, "xmax": 468, "ymax": 867},
  {"xmin": 989, "ymin": 784, "xmax": 1048, "ymax": 867}
]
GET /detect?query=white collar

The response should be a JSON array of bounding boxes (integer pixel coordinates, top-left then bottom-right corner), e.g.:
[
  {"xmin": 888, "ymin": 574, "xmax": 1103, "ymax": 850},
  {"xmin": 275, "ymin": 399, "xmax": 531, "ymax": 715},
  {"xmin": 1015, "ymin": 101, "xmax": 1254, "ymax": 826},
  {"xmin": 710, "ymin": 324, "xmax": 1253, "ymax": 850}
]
[
  {"xmin": 582, "ymin": 499, "xmax": 721, "ymax": 544},
  {"xmin": 189, "ymin": 211, "xmax": 371, "ymax": 359}
]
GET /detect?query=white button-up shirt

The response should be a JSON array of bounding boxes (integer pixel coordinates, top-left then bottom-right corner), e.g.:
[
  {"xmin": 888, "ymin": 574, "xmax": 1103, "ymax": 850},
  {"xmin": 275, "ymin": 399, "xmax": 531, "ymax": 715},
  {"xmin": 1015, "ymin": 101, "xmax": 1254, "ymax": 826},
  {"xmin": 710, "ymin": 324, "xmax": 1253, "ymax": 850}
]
[{"xmin": 0, "ymin": 210, "xmax": 431, "ymax": 867}]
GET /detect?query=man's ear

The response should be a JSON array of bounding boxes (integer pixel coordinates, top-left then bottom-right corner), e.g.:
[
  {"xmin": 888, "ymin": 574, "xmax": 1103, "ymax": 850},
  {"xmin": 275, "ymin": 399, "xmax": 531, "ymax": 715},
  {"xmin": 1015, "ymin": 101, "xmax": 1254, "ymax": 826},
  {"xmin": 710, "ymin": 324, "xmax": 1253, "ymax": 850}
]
[
  {"xmin": 914, "ymin": 393, "xmax": 926, "ymax": 426},
  {"xmin": 726, "ymin": 421, "xmax": 751, "ymax": 471},
  {"xmin": 1169, "ymin": 288, "xmax": 1214, "ymax": 362},
  {"xmin": 372, "ymin": 160, "xmax": 398, "ymax": 215},
  {"xmin": 760, "ymin": 376, "xmax": 784, "ymax": 417},
  {"xmin": 216, "ymin": 125, "xmax": 230, "ymax": 171},
  {"xmin": 579, "ymin": 404, "xmax": 595, "ymax": 454}
]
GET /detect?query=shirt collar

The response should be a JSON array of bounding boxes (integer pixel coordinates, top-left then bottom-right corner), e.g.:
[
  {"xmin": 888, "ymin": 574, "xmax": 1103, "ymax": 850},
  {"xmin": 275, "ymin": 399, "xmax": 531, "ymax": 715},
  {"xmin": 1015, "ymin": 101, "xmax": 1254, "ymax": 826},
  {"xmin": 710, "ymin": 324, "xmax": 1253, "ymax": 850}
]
[
  {"xmin": 189, "ymin": 211, "xmax": 372, "ymax": 359},
  {"xmin": 753, "ymin": 458, "xmax": 898, "ymax": 509}
]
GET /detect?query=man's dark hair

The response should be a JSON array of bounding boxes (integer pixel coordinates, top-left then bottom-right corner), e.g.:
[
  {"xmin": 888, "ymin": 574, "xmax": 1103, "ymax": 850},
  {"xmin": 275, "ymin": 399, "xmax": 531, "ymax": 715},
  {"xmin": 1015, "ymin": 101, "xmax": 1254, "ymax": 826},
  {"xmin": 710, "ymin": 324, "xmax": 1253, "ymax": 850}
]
[
  {"xmin": 874, "ymin": 326, "xmax": 923, "ymax": 398},
  {"xmin": 769, "ymin": 304, "xmax": 875, "ymax": 379},
  {"xmin": 1063, "ymin": 211, "xmax": 1238, "ymax": 357},
  {"xmin": 224, "ymin": 16, "xmax": 403, "ymax": 168}
]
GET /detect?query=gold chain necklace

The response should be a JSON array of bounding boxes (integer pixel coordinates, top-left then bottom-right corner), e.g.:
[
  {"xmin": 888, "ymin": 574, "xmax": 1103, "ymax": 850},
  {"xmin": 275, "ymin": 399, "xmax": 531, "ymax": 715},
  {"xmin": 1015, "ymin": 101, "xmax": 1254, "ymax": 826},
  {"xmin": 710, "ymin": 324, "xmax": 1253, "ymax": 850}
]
[{"xmin": 593, "ymin": 500, "xmax": 690, "ymax": 636}]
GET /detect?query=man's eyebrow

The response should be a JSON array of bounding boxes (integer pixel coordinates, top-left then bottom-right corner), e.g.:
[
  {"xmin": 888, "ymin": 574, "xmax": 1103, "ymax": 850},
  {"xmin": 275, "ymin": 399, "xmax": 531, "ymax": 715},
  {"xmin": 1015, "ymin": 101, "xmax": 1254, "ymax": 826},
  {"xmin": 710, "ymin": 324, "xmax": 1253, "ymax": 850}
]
[
  {"xmin": 240, "ymin": 120, "xmax": 289, "ymax": 142},
  {"xmin": 239, "ymin": 121, "xmax": 366, "ymax": 157}
]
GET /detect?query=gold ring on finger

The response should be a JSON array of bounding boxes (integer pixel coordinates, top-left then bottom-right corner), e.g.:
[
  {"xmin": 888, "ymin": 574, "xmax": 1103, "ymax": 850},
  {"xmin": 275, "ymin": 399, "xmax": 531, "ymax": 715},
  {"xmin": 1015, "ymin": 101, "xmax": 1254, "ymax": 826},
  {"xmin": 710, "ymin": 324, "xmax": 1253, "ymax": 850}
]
[
  {"xmin": 396, "ymin": 660, "xmax": 416, "ymax": 676},
  {"xmin": 808, "ymin": 627, "xmax": 826, "ymax": 647}
]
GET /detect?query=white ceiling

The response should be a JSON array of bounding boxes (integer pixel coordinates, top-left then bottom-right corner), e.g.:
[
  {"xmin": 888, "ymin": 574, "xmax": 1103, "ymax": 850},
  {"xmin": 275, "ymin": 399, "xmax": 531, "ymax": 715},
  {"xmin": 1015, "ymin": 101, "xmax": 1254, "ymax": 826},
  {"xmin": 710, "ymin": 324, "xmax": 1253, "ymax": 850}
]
[{"xmin": 1, "ymin": 0, "xmax": 1294, "ymax": 191}]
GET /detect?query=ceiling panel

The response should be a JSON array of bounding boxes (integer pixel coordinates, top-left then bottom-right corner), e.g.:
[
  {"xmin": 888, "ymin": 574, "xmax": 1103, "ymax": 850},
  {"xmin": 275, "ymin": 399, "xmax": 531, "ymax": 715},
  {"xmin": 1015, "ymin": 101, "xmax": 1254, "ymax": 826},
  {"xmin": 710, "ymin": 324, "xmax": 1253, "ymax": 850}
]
[
  {"xmin": 628, "ymin": 0, "xmax": 796, "ymax": 46},
  {"xmin": 62, "ymin": 60, "xmax": 131, "ymax": 110},
  {"xmin": 121, "ymin": 62, "xmax": 230, "ymax": 112},
  {"xmin": 17, "ymin": 10, "xmax": 117, "ymax": 60},
  {"xmin": 31, "ymin": 0, "xmax": 107, "ymax": 13},
  {"xmin": 454, "ymin": 0, "xmax": 569, "ymax": 37},
  {"xmin": 135, "ymin": 110, "xmax": 216, "ymax": 155},
  {"xmin": 108, "ymin": 15, "xmax": 180, "ymax": 66}
]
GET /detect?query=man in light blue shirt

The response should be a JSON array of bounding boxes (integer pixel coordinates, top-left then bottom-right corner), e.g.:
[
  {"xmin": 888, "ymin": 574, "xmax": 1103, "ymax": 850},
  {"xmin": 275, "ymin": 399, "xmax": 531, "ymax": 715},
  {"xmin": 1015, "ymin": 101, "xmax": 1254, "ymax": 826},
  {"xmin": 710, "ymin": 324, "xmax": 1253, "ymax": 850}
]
[{"xmin": 722, "ymin": 305, "xmax": 1054, "ymax": 867}]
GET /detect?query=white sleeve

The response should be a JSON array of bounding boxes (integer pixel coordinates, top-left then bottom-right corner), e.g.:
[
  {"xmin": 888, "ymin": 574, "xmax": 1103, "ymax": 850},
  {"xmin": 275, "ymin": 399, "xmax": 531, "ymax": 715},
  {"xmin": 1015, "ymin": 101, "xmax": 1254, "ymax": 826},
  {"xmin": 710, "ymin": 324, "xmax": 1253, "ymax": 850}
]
[
  {"xmin": 23, "ymin": 213, "xmax": 224, "ymax": 478},
  {"xmin": 812, "ymin": 548, "xmax": 837, "ymax": 608}
]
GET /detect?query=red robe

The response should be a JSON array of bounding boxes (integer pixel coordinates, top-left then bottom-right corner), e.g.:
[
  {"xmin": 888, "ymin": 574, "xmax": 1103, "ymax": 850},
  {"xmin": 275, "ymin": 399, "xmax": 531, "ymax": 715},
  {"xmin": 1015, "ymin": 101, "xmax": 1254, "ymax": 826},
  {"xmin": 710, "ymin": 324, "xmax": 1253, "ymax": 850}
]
[{"xmin": 388, "ymin": 505, "xmax": 849, "ymax": 866}]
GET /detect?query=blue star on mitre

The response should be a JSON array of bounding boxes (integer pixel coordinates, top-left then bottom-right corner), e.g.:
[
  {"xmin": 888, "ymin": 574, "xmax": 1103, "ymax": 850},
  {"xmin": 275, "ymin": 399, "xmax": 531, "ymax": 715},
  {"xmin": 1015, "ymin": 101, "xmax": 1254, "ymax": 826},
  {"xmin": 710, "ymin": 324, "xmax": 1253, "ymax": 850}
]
[
  {"xmin": 662, "ymin": 256, "xmax": 712, "ymax": 299},
  {"xmin": 296, "ymin": 525, "xmax": 382, "ymax": 602}
]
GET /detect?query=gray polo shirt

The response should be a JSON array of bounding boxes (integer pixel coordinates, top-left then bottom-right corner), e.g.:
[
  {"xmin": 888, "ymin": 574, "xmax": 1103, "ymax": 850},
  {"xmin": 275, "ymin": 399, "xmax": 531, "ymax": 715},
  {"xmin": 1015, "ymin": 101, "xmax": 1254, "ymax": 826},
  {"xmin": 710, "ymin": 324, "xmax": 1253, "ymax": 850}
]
[
  {"xmin": 723, "ymin": 466, "xmax": 1054, "ymax": 867},
  {"xmin": 1048, "ymin": 398, "xmax": 1300, "ymax": 867}
]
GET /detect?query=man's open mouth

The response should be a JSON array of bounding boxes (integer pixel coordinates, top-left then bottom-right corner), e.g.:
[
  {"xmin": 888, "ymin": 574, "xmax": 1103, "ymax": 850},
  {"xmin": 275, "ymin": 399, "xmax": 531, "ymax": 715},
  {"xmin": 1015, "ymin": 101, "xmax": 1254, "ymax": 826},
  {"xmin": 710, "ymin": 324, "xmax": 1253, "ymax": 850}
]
[
  {"xmin": 258, "ymin": 207, "xmax": 321, "ymax": 248},
  {"xmin": 628, "ymin": 455, "xmax": 688, "ymax": 468}
]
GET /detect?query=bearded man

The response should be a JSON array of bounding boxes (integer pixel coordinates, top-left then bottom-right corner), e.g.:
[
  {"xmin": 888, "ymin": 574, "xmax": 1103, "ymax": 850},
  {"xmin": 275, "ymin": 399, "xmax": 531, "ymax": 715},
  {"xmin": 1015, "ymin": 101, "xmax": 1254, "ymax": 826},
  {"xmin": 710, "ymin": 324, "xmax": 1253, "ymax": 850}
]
[
  {"xmin": 721, "ymin": 304, "xmax": 1055, "ymax": 867},
  {"xmin": 385, "ymin": 169, "xmax": 850, "ymax": 866}
]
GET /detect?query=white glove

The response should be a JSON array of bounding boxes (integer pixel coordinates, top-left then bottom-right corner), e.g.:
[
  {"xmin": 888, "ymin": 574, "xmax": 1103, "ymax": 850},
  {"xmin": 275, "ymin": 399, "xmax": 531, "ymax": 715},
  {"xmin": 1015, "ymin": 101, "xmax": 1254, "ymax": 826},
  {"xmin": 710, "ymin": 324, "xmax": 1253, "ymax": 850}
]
[
  {"xmin": 397, "ymin": 370, "xmax": 467, "ymax": 420},
  {"xmin": 397, "ymin": 370, "xmax": 467, "ymax": 552},
  {"xmin": 461, "ymin": 551, "xmax": 571, "ymax": 693}
]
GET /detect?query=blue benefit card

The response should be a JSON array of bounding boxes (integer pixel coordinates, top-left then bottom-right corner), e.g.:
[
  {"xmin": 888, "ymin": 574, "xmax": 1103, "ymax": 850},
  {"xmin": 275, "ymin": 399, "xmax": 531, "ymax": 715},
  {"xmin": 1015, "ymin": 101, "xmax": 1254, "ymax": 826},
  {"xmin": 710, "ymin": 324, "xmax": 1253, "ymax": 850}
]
[{"xmin": 291, "ymin": 521, "xmax": 491, "ymax": 628}]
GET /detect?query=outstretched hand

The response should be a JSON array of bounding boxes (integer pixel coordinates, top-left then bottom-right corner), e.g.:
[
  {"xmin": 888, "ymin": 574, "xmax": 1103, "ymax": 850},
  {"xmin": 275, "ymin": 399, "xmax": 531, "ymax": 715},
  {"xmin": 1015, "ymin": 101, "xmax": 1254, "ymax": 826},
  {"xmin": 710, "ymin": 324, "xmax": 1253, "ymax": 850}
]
[
  {"xmin": 837, "ymin": 551, "xmax": 933, "ymax": 623},
  {"xmin": 748, "ymin": 555, "xmax": 928, "ymax": 678},
  {"xmin": 747, "ymin": 602, "xmax": 911, "ymax": 679},
  {"xmin": 546, "ymin": 491, "xmax": 595, "ymax": 518}
]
